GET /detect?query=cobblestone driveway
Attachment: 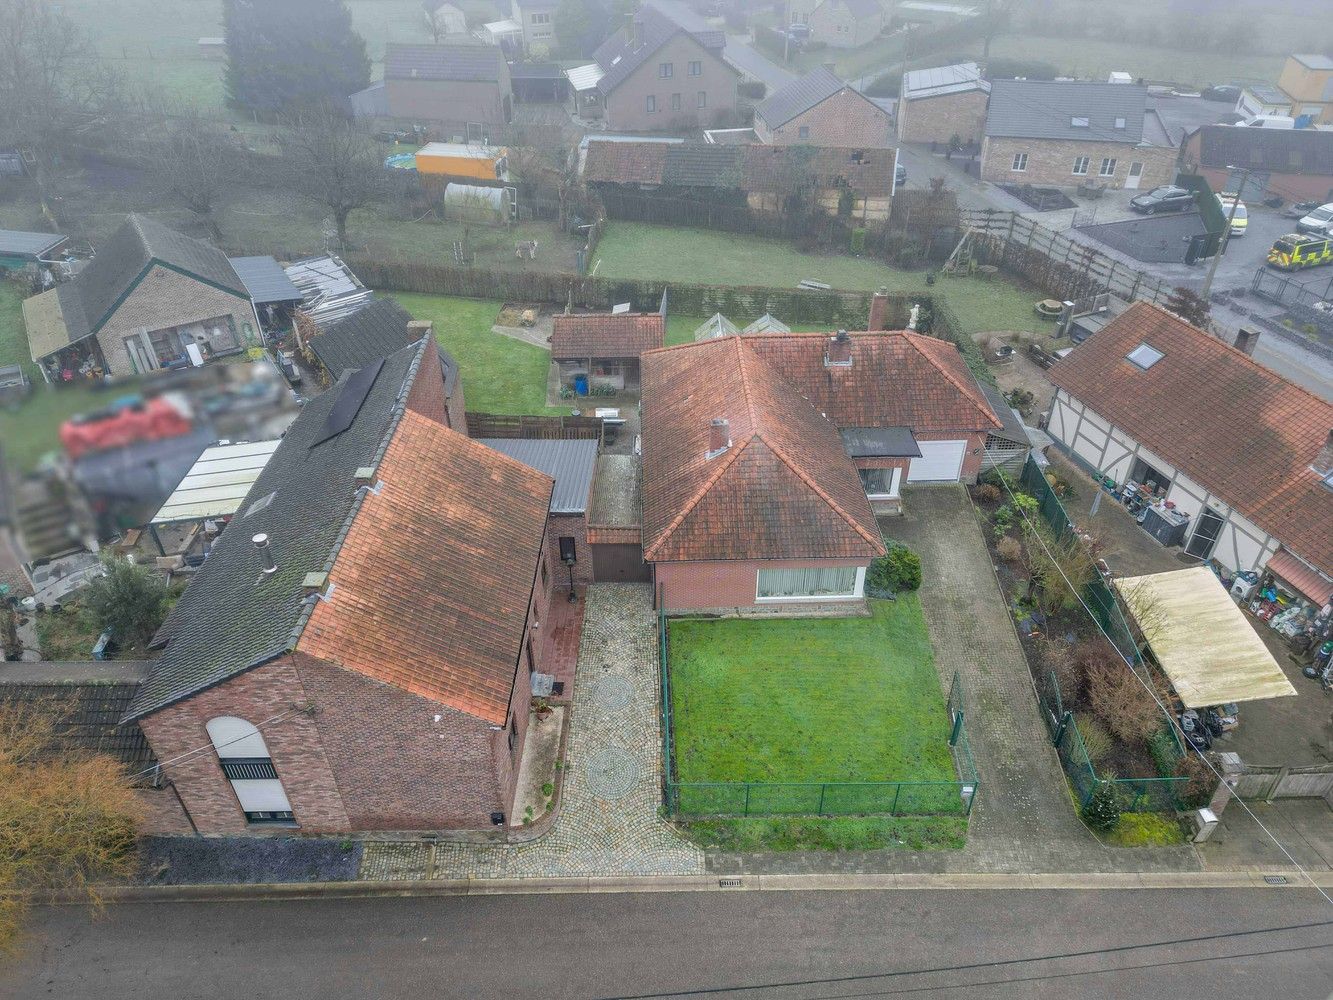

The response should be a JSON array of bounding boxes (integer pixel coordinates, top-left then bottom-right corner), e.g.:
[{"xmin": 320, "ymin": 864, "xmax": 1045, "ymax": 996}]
[{"xmin": 360, "ymin": 585, "xmax": 703, "ymax": 879}]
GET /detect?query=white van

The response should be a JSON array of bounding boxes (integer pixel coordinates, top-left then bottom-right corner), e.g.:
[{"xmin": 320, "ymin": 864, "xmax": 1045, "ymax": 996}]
[{"xmin": 1237, "ymin": 115, "xmax": 1296, "ymax": 129}]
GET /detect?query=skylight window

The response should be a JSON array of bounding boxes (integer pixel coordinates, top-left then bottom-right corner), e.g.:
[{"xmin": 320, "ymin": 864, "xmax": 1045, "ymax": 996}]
[
  {"xmin": 1071, "ymin": 116, "xmax": 1090, "ymax": 128},
  {"xmin": 244, "ymin": 491, "xmax": 276, "ymax": 518},
  {"xmin": 1126, "ymin": 343, "xmax": 1164, "ymax": 369},
  {"xmin": 1114, "ymin": 117, "xmax": 1127, "ymax": 129}
]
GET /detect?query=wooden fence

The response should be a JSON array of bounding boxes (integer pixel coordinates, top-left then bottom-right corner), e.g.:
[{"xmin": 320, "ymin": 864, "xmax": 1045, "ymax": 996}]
[
  {"xmin": 1229, "ymin": 762, "xmax": 1333, "ymax": 803},
  {"xmin": 465, "ymin": 412, "xmax": 604, "ymax": 441}
]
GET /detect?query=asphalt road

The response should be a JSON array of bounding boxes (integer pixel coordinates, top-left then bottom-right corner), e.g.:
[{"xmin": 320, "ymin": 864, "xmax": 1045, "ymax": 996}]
[{"xmin": 4, "ymin": 889, "xmax": 1331, "ymax": 999}]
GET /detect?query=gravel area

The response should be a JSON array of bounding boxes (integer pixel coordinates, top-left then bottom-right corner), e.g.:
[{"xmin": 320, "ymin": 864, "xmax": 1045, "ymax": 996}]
[
  {"xmin": 136, "ymin": 836, "xmax": 364, "ymax": 885},
  {"xmin": 588, "ymin": 454, "xmax": 641, "ymax": 526}
]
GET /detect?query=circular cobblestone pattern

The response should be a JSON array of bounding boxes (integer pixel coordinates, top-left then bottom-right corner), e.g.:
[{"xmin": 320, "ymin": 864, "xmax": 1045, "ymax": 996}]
[
  {"xmin": 584, "ymin": 746, "xmax": 639, "ymax": 800},
  {"xmin": 591, "ymin": 676, "xmax": 634, "ymax": 713}
]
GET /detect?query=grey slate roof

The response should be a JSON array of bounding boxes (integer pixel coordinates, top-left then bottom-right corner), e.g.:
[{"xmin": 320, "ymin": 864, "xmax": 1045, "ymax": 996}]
[
  {"xmin": 477, "ymin": 438, "xmax": 598, "ymax": 514},
  {"xmin": 385, "ymin": 43, "xmax": 506, "ymax": 82},
  {"xmin": 126, "ymin": 338, "xmax": 430, "ymax": 721},
  {"xmin": 755, "ymin": 66, "xmax": 863, "ymax": 130},
  {"xmin": 229, "ymin": 256, "xmax": 303, "ymax": 305},
  {"xmin": 985, "ymin": 80, "xmax": 1149, "ymax": 143},
  {"xmin": 839, "ymin": 426, "xmax": 921, "ymax": 458},
  {"xmin": 979, "ymin": 381, "xmax": 1029, "ymax": 446},
  {"xmin": 902, "ymin": 62, "xmax": 989, "ymax": 100},
  {"xmin": 0, "ymin": 229, "xmax": 67, "ymax": 260},
  {"xmin": 308, "ymin": 297, "xmax": 415, "ymax": 380},
  {"xmin": 593, "ymin": 4, "xmax": 730, "ymax": 97}
]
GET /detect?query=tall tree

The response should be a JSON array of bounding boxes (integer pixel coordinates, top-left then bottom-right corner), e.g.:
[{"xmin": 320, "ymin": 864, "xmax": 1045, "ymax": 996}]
[
  {"xmin": 224, "ymin": 0, "xmax": 371, "ymax": 112},
  {"xmin": 283, "ymin": 105, "xmax": 384, "ymax": 251},
  {"xmin": 554, "ymin": 0, "xmax": 609, "ymax": 59},
  {"xmin": 154, "ymin": 111, "xmax": 238, "ymax": 240}
]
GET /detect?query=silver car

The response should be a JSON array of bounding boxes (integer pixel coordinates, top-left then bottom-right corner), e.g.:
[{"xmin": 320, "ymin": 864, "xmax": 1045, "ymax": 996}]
[{"xmin": 1297, "ymin": 203, "xmax": 1333, "ymax": 235}]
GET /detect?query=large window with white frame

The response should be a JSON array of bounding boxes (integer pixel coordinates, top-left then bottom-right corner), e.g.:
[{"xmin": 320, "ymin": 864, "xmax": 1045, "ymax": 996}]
[
  {"xmin": 757, "ymin": 566, "xmax": 865, "ymax": 601},
  {"xmin": 858, "ymin": 466, "xmax": 902, "ymax": 499},
  {"xmin": 1072, "ymin": 156, "xmax": 1090, "ymax": 175},
  {"xmin": 1011, "ymin": 152, "xmax": 1027, "ymax": 171},
  {"xmin": 206, "ymin": 716, "xmax": 295, "ymax": 825},
  {"xmin": 1099, "ymin": 157, "xmax": 1117, "ymax": 176}
]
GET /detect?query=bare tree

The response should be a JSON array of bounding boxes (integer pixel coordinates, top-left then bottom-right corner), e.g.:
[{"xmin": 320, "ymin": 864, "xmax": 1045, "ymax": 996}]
[
  {"xmin": 423, "ymin": 3, "xmax": 449, "ymax": 43},
  {"xmin": 283, "ymin": 106, "xmax": 384, "ymax": 251},
  {"xmin": 154, "ymin": 111, "xmax": 237, "ymax": 241}
]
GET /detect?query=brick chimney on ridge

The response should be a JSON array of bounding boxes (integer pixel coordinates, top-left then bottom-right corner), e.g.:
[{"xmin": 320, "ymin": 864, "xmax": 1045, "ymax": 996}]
[{"xmin": 868, "ymin": 285, "xmax": 889, "ymax": 331}]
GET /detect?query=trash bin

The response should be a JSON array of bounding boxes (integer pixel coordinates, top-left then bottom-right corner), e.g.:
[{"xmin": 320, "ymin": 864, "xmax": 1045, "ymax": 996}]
[{"xmin": 573, "ymin": 374, "xmax": 588, "ymax": 396}]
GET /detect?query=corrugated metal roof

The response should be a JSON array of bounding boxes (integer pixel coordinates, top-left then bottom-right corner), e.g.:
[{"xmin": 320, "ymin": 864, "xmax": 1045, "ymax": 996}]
[
  {"xmin": 985, "ymin": 80, "xmax": 1149, "ymax": 143},
  {"xmin": 229, "ymin": 256, "xmax": 303, "ymax": 305},
  {"xmin": 151, "ymin": 439, "xmax": 282, "ymax": 525},
  {"xmin": 565, "ymin": 62, "xmax": 605, "ymax": 90},
  {"xmin": 839, "ymin": 426, "xmax": 921, "ymax": 458},
  {"xmin": 902, "ymin": 62, "xmax": 989, "ymax": 100},
  {"xmin": 0, "ymin": 229, "xmax": 67, "ymax": 259},
  {"xmin": 476, "ymin": 438, "xmax": 598, "ymax": 514}
]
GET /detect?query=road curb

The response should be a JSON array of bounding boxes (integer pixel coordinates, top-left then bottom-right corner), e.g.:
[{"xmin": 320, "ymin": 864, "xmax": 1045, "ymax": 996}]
[{"xmin": 55, "ymin": 868, "xmax": 1333, "ymax": 905}]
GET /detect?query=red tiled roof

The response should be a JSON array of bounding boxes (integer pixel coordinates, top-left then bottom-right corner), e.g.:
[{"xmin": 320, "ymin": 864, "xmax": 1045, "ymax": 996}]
[
  {"xmin": 583, "ymin": 141, "xmax": 670, "ymax": 185},
  {"xmin": 1267, "ymin": 549, "xmax": 1333, "ymax": 605},
  {"xmin": 640, "ymin": 337, "xmax": 885, "ymax": 563},
  {"xmin": 299, "ymin": 409, "xmax": 553, "ymax": 724},
  {"xmin": 550, "ymin": 312, "xmax": 665, "ymax": 359},
  {"xmin": 743, "ymin": 331, "xmax": 1000, "ymax": 433},
  {"xmin": 1048, "ymin": 302, "xmax": 1333, "ymax": 576}
]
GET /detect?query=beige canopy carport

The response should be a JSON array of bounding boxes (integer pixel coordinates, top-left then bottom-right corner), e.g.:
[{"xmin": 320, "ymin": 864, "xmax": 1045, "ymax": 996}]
[{"xmin": 1115, "ymin": 566, "xmax": 1297, "ymax": 709}]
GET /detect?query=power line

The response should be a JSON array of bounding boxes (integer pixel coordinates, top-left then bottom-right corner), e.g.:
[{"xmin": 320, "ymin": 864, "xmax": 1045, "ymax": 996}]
[{"xmin": 125, "ymin": 706, "xmax": 308, "ymax": 783}]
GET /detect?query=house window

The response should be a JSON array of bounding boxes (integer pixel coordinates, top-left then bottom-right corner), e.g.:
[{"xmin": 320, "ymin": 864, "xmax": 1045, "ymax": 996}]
[
  {"xmin": 671, "ymin": 92, "xmax": 681, "ymax": 111},
  {"xmin": 659, "ymin": 62, "xmax": 673, "ymax": 78},
  {"xmin": 688, "ymin": 60, "xmax": 701, "ymax": 76},
  {"xmin": 206, "ymin": 717, "xmax": 295, "ymax": 825},
  {"xmin": 531, "ymin": 11, "xmax": 550, "ymax": 23},
  {"xmin": 858, "ymin": 466, "xmax": 901, "ymax": 499},
  {"xmin": 757, "ymin": 566, "xmax": 863, "ymax": 601},
  {"xmin": 1099, "ymin": 157, "xmax": 1117, "ymax": 176},
  {"xmin": 1070, "ymin": 116, "xmax": 1089, "ymax": 128},
  {"xmin": 1114, "ymin": 117, "xmax": 1126, "ymax": 129},
  {"xmin": 798, "ymin": 125, "xmax": 810, "ymax": 138},
  {"xmin": 646, "ymin": 95, "xmax": 656, "ymax": 113},
  {"xmin": 1072, "ymin": 156, "xmax": 1090, "ymax": 175},
  {"xmin": 1011, "ymin": 152, "xmax": 1027, "ymax": 171},
  {"xmin": 697, "ymin": 90, "xmax": 707, "ymax": 109}
]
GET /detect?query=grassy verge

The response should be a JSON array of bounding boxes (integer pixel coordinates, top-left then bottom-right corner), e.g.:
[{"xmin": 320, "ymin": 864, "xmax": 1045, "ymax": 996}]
[
  {"xmin": 0, "ymin": 280, "xmax": 33, "ymax": 376},
  {"xmin": 392, "ymin": 292, "xmax": 565, "ymax": 415},
  {"xmin": 677, "ymin": 815, "xmax": 967, "ymax": 852},
  {"xmin": 1102, "ymin": 812, "xmax": 1188, "ymax": 848},
  {"xmin": 0, "ymin": 382, "xmax": 123, "ymax": 475}
]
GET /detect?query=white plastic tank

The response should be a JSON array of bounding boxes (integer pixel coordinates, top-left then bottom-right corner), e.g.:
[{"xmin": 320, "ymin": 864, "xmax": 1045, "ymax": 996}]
[{"xmin": 442, "ymin": 183, "xmax": 514, "ymax": 223}]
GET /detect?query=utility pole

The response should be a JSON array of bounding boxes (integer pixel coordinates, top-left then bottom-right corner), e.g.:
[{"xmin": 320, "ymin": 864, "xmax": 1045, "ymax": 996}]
[{"xmin": 1199, "ymin": 166, "xmax": 1250, "ymax": 300}]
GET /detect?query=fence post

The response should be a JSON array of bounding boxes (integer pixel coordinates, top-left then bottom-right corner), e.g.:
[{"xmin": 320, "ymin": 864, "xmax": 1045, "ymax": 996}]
[
  {"xmin": 744, "ymin": 783, "xmax": 751, "ymax": 817},
  {"xmin": 949, "ymin": 709, "xmax": 964, "ymax": 747},
  {"xmin": 1053, "ymin": 711, "xmax": 1072, "ymax": 749},
  {"xmin": 817, "ymin": 784, "xmax": 826, "ymax": 816},
  {"xmin": 891, "ymin": 783, "xmax": 901, "ymax": 816}
]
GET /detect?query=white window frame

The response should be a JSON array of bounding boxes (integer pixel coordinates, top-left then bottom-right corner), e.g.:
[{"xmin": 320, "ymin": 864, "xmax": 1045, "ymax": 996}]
[
  {"xmin": 688, "ymin": 60, "xmax": 702, "ymax": 77},
  {"xmin": 659, "ymin": 62, "xmax": 673, "ymax": 78},
  {"xmin": 531, "ymin": 12, "xmax": 550, "ymax": 23},
  {"xmin": 1072, "ymin": 156, "xmax": 1090, "ymax": 175},
  {"xmin": 859, "ymin": 466, "xmax": 902, "ymax": 499},
  {"xmin": 756, "ymin": 566, "xmax": 866, "ymax": 602},
  {"xmin": 671, "ymin": 92, "xmax": 681, "ymax": 111},
  {"xmin": 1011, "ymin": 152, "xmax": 1027, "ymax": 172},
  {"xmin": 646, "ymin": 94, "xmax": 656, "ymax": 113},
  {"xmin": 1099, "ymin": 157, "xmax": 1117, "ymax": 177}
]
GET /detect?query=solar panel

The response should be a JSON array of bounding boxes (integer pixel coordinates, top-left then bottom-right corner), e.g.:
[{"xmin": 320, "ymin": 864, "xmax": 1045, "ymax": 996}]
[{"xmin": 311, "ymin": 359, "xmax": 384, "ymax": 447}]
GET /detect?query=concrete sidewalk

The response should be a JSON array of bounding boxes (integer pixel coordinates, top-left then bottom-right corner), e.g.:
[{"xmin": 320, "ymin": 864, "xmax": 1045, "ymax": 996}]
[{"xmin": 1200, "ymin": 798, "xmax": 1333, "ymax": 872}]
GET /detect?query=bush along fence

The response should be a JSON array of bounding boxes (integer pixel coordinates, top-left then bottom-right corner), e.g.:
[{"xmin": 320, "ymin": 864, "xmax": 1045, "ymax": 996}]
[
  {"xmin": 656, "ymin": 601, "xmax": 979, "ymax": 819},
  {"xmin": 1019, "ymin": 456, "xmax": 1192, "ymax": 812}
]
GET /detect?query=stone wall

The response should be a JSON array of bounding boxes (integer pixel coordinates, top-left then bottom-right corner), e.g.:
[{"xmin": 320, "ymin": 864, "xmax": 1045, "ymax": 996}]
[
  {"xmin": 980, "ymin": 136, "xmax": 1177, "ymax": 189},
  {"xmin": 898, "ymin": 90, "xmax": 989, "ymax": 145}
]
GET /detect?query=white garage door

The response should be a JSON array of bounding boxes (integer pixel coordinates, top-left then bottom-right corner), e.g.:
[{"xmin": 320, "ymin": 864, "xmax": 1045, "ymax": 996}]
[{"xmin": 907, "ymin": 440, "xmax": 967, "ymax": 483}]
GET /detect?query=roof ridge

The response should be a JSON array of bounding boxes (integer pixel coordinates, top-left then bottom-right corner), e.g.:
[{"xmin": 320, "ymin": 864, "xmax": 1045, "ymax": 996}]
[
  {"xmin": 903, "ymin": 334, "xmax": 1000, "ymax": 427},
  {"xmin": 756, "ymin": 431, "xmax": 885, "ymax": 554},
  {"xmin": 642, "ymin": 430, "xmax": 753, "ymax": 561}
]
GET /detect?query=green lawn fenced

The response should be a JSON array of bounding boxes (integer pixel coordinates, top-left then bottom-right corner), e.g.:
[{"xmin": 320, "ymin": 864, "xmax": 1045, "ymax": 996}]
[{"xmin": 658, "ymin": 598, "xmax": 979, "ymax": 820}]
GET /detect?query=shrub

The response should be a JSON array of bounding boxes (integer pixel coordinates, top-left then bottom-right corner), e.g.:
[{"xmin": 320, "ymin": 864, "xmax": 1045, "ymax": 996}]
[
  {"xmin": 82, "ymin": 555, "xmax": 169, "ymax": 649},
  {"xmin": 974, "ymin": 483, "xmax": 1001, "ymax": 504},
  {"xmin": 1039, "ymin": 641, "xmax": 1084, "ymax": 704},
  {"xmin": 1075, "ymin": 714, "xmax": 1113, "ymax": 765},
  {"xmin": 867, "ymin": 542, "xmax": 922, "ymax": 595},
  {"xmin": 1081, "ymin": 781, "xmax": 1121, "ymax": 832},
  {"xmin": 737, "ymin": 79, "xmax": 766, "ymax": 100},
  {"xmin": 995, "ymin": 535, "xmax": 1024, "ymax": 564},
  {"xmin": 1172, "ymin": 752, "xmax": 1218, "ymax": 810},
  {"xmin": 1086, "ymin": 662, "xmax": 1164, "ymax": 744},
  {"xmin": 985, "ymin": 56, "xmax": 1059, "ymax": 80},
  {"xmin": 1147, "ymin": 728, "xmax": 1181, "ymax": 777},
  {"xmin": 992, "ymin": 504, "xmax": 1015, "ymax": 535}
]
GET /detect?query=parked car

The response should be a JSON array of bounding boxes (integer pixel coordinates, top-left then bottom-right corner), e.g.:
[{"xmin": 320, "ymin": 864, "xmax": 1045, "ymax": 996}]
[
  {"xmin": 1283, "ymin": 199, "xmax": 1321, "ymax": 219},
  {"xmin": 1237, "ymin": 115, "xmax": 1296, "ymax": 129},
  {"xmin": 1217, "ymin": 194, "xmax": 1248, "ymax": 236},
  {"xmin": 895, "ymin": 162, "xmax": 906, "ymax": 188},
  {"xmin": 1129, "ymin": 185, "xmax": 1195, "ymax": 215},
  {"xmin": 1201, "ymin": 84, "xmax": 1242, "ymax": 104},
  {"xmin": 1297, "ymin": 202, "xmax": 1333, "ymax": 235}
]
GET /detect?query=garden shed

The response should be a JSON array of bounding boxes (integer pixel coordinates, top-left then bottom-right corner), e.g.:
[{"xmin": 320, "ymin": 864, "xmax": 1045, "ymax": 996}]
[
  {"xmin": 551, "ymin": 311, "xmax": 665, "ymax": 396},
  {"xmin": 1115, "ymin": 567, "xmax": 1297, "ymax": 709}
]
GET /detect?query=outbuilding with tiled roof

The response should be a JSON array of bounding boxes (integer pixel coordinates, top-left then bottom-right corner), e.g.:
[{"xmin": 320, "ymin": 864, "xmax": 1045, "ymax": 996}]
[{"xmin": 551, "ymin": 310, "xmax": 665, "ymax": 395}]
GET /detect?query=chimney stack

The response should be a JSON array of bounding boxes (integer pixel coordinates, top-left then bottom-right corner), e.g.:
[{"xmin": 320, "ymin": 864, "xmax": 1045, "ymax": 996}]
[
  {"xmin": 1314, "ymin": 429, "xmax": 1333, "ymax": 477},
  {"xmin": 1233, "ymin": 328, "xmax": 1260, "ymax": 356},
  {"xmin": 868, "ymin": 286, "xmax": 889, "ymax": 331},
  {"xmin": 826, "ymin": 328, "xmax": 852, "ymax": 366},
  {"xmin": 252, "ymin": 533, "xmax": 278, "ymax": 575},
  {"xmin": 406, "ymin": 319, "xmax": 433, "ymax": 347},
  {"xmin": 706, "ymin": 417, "xmax": 731, "ymax": 459}
]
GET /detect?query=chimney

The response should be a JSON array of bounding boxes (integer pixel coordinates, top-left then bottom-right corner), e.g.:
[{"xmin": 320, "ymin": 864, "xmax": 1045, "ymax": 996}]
[
  {"xmin": 823, "ymin": 62, "xmax": 836, "ymax": 73},
  {"xmin": 706, "ymin": 418, "xmax": 731, "ymax": 459},
  {"xmin": 1314, "ymin": 429, "xmax": 1333, "ymax": 477},
  {"xmin": 1233, "ymin": 328, "xmax": 1259, "ymax": 356},
  {"xmin": 826, "ymin": 329, "xmax": 852, "ymax": 366},
  {"xmin": 252, "ymin": 533, "xmax": 277, "ymax": 575},
  {"xmin": 406, "ymin": 319, "xmax": 433, "ymax": 346},
  {"xmin": 868, "ymin": 286, "xmax": 889, "ymax": 331}
]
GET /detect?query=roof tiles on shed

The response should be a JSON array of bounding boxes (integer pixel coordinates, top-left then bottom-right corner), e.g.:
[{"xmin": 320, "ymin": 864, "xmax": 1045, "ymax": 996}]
[{"xmin": 550, "ymin": 312, "xmax": 665, "ymax": 358}]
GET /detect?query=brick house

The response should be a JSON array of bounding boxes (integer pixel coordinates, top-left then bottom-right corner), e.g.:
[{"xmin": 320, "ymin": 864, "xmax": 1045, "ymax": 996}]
[
  {"xmin": 22, "ymin": 215, "xmax": 260, "ymax": 383},
  {"xmin": 808, "ymin": 0, "xmax": 883, "ymax": 49},
  {"xmin": 1045, "ymin": 302, "xmax": 1333, "ymax": 604},
  {"xmin": 896, "ymin": 62, "xmax": 990, "ymax": 146},
  {"xmin": 383, "ymin": 43, "xmax": 513, "ymax": 128},
  {"xmin": 754, "ymin": 66, "xmax": 893, "ymax": 147},
  {"xmin": 979, "ymin": 80, "xmax": 1177, "ymax": 190},
  {"xmin": 1181, "ymin": 124, "xmax": 1333, "ymax": 204},
  {"xmin": 125, "ymin": 336, "xmax": 561, "ymax": 834},
  {"xmin": 510, "ymin": 0, "xmax": 559, "ymax": 54},
  {"xmin": 586, "ymin": 5, "xmax": 738, "ymax": 131},
  {"xmin": 550, "ymin": 310, "xmax": 666, "ymax": 395},
  {"xmin": 641, "ymin": 299, "xmax": 1000, "ymax": 614}
]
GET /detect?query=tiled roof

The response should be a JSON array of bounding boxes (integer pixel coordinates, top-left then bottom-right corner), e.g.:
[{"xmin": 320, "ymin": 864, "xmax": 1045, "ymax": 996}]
[
  {"xmin": 550, "ymin": 312, "xmax": 665, "ymax": 358},
  {"xmin": 299, "ymin": 409, "xmax": 552, "ymax": 725},
  {"xmin": 640, "ymin": 337, "xmax": 885, "ymax": 563},
  {"xmin": 127, "ymin": 339, "xmax": 432, "ymax": 720},
  {"xmin": 384, "ymin": 43, "xmax": 507, "ymax": 82},
  {"xmin": 309, "ymin": 298, "xmax": 415, "ymax": 380},
  {"xmin": 741, "ymin": 331, "xmax": 1001, "ymax": 433},
  {"xmin": 743, "ymin": 144, "xmax": 897, "ymax": 198},
  {"xmin": 1048, "ymin": 302, "xmax": 1333, "ymax": 576},
  {"xmin": 582, "ymin": 140, "xmax": 671, "ymax": 184},
  {"xmin": 755, "ymin": 66, "xmax": 868, "ymax": 130},
  {"xmin": 985, "ymin": 80, "xmax": 1149, "ymax": 143},
  {"xmin": 593, "ymin": 4, "xmax": 730, "ymax": 96}
]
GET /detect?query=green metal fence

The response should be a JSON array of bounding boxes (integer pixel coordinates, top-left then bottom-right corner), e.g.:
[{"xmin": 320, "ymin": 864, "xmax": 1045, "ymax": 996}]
[{"xmin": 657, "ymin": 595, "xmax": 979, "ymax": 819}]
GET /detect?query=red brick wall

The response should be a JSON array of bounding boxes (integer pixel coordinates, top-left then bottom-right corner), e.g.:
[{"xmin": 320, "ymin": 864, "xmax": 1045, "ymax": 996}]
[
  {"xmin": 133, "ymin": 786, "xmax": 197, "ymax": 836},
  {"xmin": 897, "ymin": 90, "xmax": 989, "ymax": 145},
  {"xmin": 546, "ymin": 513, "xmax": 593, "ymax": 587},
  {"xmin": 654, "ymin": 557, "xmax": 868, "ymax": 611},
  {"xmin": 757, "ymin": 88, "xmax": 893, "ymax": 147},
  {"xmin": 405, "ymin": 340, "xmax": 449, "ymax": 426}
]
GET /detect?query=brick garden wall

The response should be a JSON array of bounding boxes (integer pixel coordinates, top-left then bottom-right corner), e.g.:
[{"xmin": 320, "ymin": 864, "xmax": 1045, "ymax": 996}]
[
  {"xmin": 898, "ymin": 91, "xmax": 989, "ymax": 146},
  {"xmin": 547, "ymin": 513, "xmax": 594, "ymax": 587},
  {"xmin": 654, "ymin": 557, "xmax": 870, "ymax": 613}
]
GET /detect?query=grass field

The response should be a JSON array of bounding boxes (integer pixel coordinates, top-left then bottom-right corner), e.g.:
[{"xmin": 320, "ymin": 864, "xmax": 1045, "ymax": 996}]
[
  {"xmin": 0, "ymin": 281, "xmax": 30, "ymax": 375},
  {"xmin": 600, "ymin": 223, "xmax": 1040, "ymax": 337},
  {"xmin": 392, "ymin": 293, "xmax": 564, "ymax": 415},
  {"xmin": 668, "ymin": 597, "xmax": 958, "ymax": 816},
  {"xmin": 678, "ymin": 815, "xmax": 967, "ymax": 852},
  {"xmin": 0, "ymin": 383, "xmax": 120, "ymax": 475}
]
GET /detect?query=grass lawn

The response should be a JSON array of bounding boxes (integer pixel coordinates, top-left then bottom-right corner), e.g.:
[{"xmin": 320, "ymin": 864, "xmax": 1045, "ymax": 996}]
[
  {"xmin": 392, "ymin": 293, "xmax": 564, "ymax": 416},
  {"xmin": 669, "ymin": 597, "xmax": 958, "ymax": 816},
  {"xmin": 0, "ymin": 281, "xmax": 33, "ymax": 376},
  {"xmin": 601, "ymin": 223, "xmax": 1040, "ymax": 338},
  {"xmin": 678, "ymin": 815, "xmax": 967, "ymax": 852},
  {"xmin": 0, "ymin": 383, "xmax": 122, "ymax": 475},
  {"xmin": 1102, "ymin": 812, "xmax": 1188, "ymax": 848}
]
